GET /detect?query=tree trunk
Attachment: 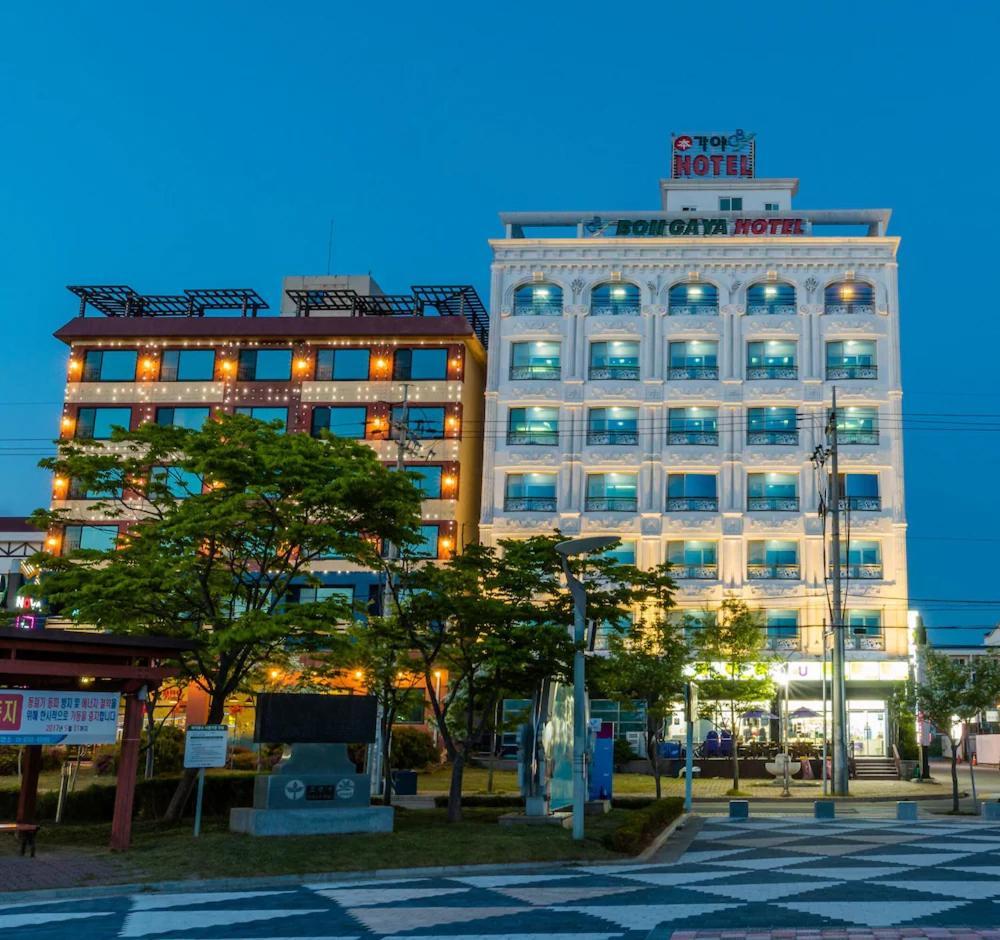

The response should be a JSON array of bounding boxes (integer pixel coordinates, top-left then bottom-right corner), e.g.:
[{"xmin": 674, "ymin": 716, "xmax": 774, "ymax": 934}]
[
  {"xmin": 648, "ymin": 728, "xmax": 661, "ymax": 800},
  {"xmin": 144, "ymin": 702, "xmax": 156, "ymax": 780},
  {"xmin": 447, "ymin": 750, "xmax": 465, "ymax": 822},
  {"xmin": 951, "ymin": 740, "xmax": 960, "ymax": 813},
  {"xmin": 382, "ymin": 726, "xmax": 393, "ymax": 808},
  {"xmin": 731, "ymin": 701, "xmax": 740, "ymax": 791}
]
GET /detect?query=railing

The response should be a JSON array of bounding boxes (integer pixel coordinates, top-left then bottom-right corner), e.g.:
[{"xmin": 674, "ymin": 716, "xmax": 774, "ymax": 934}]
[
  {"xmin": 747, "ymin": 365, "xmax": 798, "ymax": 380},
  {"xmin": 840, "ymin": 495, "xmax": 881, "ymax": 511},
  {"xmin": 587, "ymin": 429, "xmax": 638, "ymax": 445},
  {"xmin": 506, "ymin": 430, "xmax": 558, "ymax": 446},
  {"xmin": 765, "ymin": 634, "xmax": 801, "ymax": 651},
  {"xmin": 825, "ymin": 303, "xmax": 875, "ymax": 316},
  {"xmin": 832, "ymin": 564, "xmax": 883, "ymax": 580},
  {"xmin": 826, "ymin": 365, "xmax": 878, "ymax": 380},
  {"xmin": 747, "ymin": 496, "xmax": 800, "ymax": 512},
  {"xmin": 589, "ymin": 365, "xmax": 640, "ymax": 380},
  {"xmin": 591, "ymin": 304, "xmax": 640, "ymax": 317},
  {"xmin": 838, "ymin": 429, "xmax": 879, "ymax": 445},
  {"xmin": 846, "ymin": 633, "xmax": 886, "ymax": 650},
  {"xmin": 503, "ymin": 496, "xmax": 557, "ymax": 512},
  {"xmin": 747, "ymin": 304, "xmax": 797, "ymax": 316},
  {"xmin": 747, "ymin": 430, "xmax": 798, "ymax": 445},
  {"xmin": 747, "ymin": 564, "xmax": 800, "ymax": 580},
  {"xmin": 666, "ymin": 496, "xmax": 718, "ymax": 512},
  {"xmin": 669, "ymin": 304, "xmax": 719, "ymax": 316},
  {"xmin": 509, "ymin": 365, "xmax": 560, "ymax": 381},
  {"xmin": 668, "ymin": 430, "xmax": 719, "ymax": 445},
  {"xmin": 584, "ymin": 497, "xmax": 638, "ymax": 512},
  {"xmin": 668, "ymin": 365, "xmax": 719, "ymax": 380},
  {"xmin": 673, "ymin": 564, "xmax": 719, "ymax": 579},
  {"xmin": 513, "ymin": 302, "xmax": 562, "ymax": 316}
]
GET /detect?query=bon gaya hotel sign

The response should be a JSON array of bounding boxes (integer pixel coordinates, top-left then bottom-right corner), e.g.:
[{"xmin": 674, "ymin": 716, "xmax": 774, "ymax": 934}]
[{"xmin": 586, "ymin": 216, "xmax": 807, "ymax": 237}]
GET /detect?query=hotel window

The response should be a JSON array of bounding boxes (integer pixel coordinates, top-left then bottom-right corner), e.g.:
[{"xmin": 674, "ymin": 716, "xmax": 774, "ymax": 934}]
[
  {"xmin": 594, "ymin": 614, "xmax": 632, "ymax": 652},
  {"xmin": 668, "ymin": 282, "xmax": 719, "ymax": 316},
  {"xmin": 746, "ymin": 282, "xmax": 796, "ymax": 316},
  {"xmin": 82, "ymin": 350, "xmax": 137, "ymax": 382},
  {"xmin": 590, "ymin": 282, "xmax": 640, "ymax": 316},
  {"xmin": 235, "ymin": 406, "xmax": 287, "ymax": 432},
  {"xmin": 410, "ymin": 524, "xmax": 441, "ymax": 559},
  {"xmin": 824, "ymin": 281, "xmax": 875, "ymax": 315},
  {"xmin": 765, "ymin": 610, "xmax": 799, "ymax": 650},
  {"xmin": 589, "ymin": 341, "xmax": 640, "ymax": 380},
  {"xmin": 510, "ymin": 341, "xmax": 560, "ymax": 380},
  {"xmin": 666, "ymin": 473, "xmax": 717, "ymax": 511},
  {"xmin": 669, "ymin": 340, "xmax": 718, "ymax": 380},
  {"xmin": 847, "ymin": 609, "xmax": 884, "ymax": 649},
  {"xmin": 587, "ymin": 407, "xmax": 638, "ymax": 445},
  {"xmin": 667, "ymin": 540, "xmax": 718, "ymax": 579},
  {"xmin": 600, "ymin": 539, "xmax": 636, "ymax": 566},
  {"xmin": 311, "ymin": 406, "xmax": 367, "ymax": 439},
  {"xmin": 677, "ymin": 609, "xmax": 716, "ymax": 644},
  {"xmin": 67, "ymin": 477, "xmax": 122, "ymax": 500},
  {"xmin": 747, "ymin": 540, "xmax": 800, "ymax": 580},
  {"xmin": 719, "ymin": 196, "xmax": 743, "ymax": 211},
  {"xmin": 315, "ymin": 348, "xmax": 370, "ymax": 381},
  {"xmin": 391, "ymin": 405, "xmax": 445, "ymax": 439},
  {"xmin": 668, "ymin": 407, "xmax": 719, "ymax": 445},
  {"xmin": 62, "ymin": 524, "xmax": 118, "ymax": 553},
  {"xmin": 747, "ymin": 472, "xmax": 799, "ymax": 512},
  {"xmin": 764, "ymin": 202, "xmax": 780, "ymax": 212},
  {"xmin": 507, "ymin": 406, "xmax": 558, "ymax": 446},
  {"xmin": 75, "ymin": 407, "xmax": 132, "ymax": 440},
  {"xmin": 837, "ymin": 406, "xmax": 879, "ymax": 444},
  {"xmin": 841, "ymin": 540, "xmax": 883, "ymax": 579},
  {"xmin": 394, "ymin": 348, "xmax": 448, "ymax": 381},
  {"xmin": 155, "ymin": 407, "xmax": 210, "ymax": 431},
  {"xmin": 585, "ymin": 473, "xmax": 638, "ymax": 512},
  {"xmin": 747, "ymin": 340, "xmax": 797, "ymax": 379},
  {"xmin": 826, "ymin": 340, "xmax": 877, "ymax": 380},
  {"xmin": 837, "ymin": 472, "xmax": 880, "ymax": 511},
  {"xmin": 160, "ymin": 349, "xmax": 216, "ymax": 382},
  {"xmin": 747, "ymin": 407, "xmax": 798, "ymax": 445},
  {"xmin": 513, "ymin": 282, "xmax": 563, "ymax": 316},
  {"xmin": 150, "ymin": 466, "xmax": 203, "ymax": 499},
  {"xmin": 237, "ymin": 348, "xmax": 292, "ymax": 381},
  {"xmin": 401, "ymin": 465, "xmax": 444, "ymax": 499},
  {"xmin": 504, "ymin": 473, "xmax": 557, "ymax": 512}
]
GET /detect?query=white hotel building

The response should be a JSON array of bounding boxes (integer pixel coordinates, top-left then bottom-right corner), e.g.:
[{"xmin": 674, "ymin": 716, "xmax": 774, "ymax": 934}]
[{"xmin": 481, "ymin": 150, "xmax": 908, "ymax": 757}]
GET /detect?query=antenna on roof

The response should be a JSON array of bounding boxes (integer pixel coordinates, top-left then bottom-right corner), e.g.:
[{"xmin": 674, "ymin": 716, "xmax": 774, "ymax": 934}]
[{"xmin": 326, "ymin": 219, "xmax": 334, "ymax": 275}]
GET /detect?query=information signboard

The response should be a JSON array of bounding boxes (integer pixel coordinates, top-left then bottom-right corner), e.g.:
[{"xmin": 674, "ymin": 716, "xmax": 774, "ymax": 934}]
[
  {"xmin": 671, "ymin": 130, "xmax": 756, "ymax": 178},
  {"xmin": 0, "ymin": 689, "xmax": 119, "ymax": 745},
  {"xmin": 183, "ymin": 724, "xmax": 229, "ymax": 769}
]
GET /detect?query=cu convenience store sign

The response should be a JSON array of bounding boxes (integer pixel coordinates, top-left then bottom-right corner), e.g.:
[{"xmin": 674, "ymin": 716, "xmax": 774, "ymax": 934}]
[
  {"xmin": 671, "ymin": 130, "xmax": 755, "ymax": 178},
  {"xmin": 0, "ymin": 689, "xmax": 119, "ymax": 745}
]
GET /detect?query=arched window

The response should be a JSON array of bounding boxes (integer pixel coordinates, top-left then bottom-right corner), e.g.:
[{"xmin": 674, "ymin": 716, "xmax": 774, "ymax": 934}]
[
  {"xmin": 746, "ymin": 282, "xmax": 796, "ymax": 315},
  {"xmin": 513, "ymin": 283, "xmax": 563, "ymax": 316},
  {"xmin": 668, "ymin": 283, "xmax": 719, "ymax": 316},
  {"xmin": 824, "ymin": 281, "xmax": 875, "ymax": 315},
  {"xmin": 590, "ymin": 281, "xmax": 640, "ymax": 316}
]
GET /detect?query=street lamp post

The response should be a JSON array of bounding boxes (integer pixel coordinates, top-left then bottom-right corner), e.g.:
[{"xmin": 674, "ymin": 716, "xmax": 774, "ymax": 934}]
[
  {"xmin": 555, "ymin": 536, "xmax": 618, "ymax": 842},
  {"xmin": 778, "ymin": 667, "xmax": 791, "ymax": 798}
]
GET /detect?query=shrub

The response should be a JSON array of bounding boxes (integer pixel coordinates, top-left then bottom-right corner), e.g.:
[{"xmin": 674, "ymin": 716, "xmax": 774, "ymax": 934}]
[
  {"xmin": 614, "ymin": 736, "xmax": 636, "ymax": 770},
  {"xmin": 601, "ymin": 797, "xmax": 684, "ymax": 854},
  {"xmin": 142, "ymin": 726, "xmax": 185, "ymax": 775},
  {"xmin": 229, "ymin": 747, "xmax": 259, "ymax": 771},
  {"xmin": 390, "ymin": 727, "xmax": 439, "ymax": 770},
  {"xmin": 93, "ymin": 746, "xmax": 117, "ymax": 776},
  {"xmin": 0, "ymin": 747, "xmax": 21, "ymax": 776}
]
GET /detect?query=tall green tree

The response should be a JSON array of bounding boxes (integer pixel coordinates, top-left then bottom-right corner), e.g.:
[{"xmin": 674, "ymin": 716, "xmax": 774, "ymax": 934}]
[
  {"xmin": 914, "ymin": 650, "xmax": 1000, "ymax": 812},
  {"xmin": 692, "ymin": 599, "xmax": 774, "ymax": 791},
  {"xmin": 28, "ymin": 414, "xmax": 423, "ymax": 818}
]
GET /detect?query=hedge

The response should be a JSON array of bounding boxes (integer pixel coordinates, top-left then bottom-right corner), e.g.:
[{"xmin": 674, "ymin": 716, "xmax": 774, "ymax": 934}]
[{"xmin": 600, "ymin": 797, "xmax": 684, "ymax": 853}]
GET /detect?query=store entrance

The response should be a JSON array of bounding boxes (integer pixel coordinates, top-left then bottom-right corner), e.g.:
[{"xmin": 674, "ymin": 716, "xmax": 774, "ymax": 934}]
[{"xmin": 848, "ymin": 708, "xmax": 886, "ymax": 756}]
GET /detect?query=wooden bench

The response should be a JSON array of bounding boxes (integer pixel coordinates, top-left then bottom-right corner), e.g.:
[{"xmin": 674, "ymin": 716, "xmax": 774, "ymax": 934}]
[{"xmin": 0, "ymin": 823, "xmax": 40, "ymax": 857}]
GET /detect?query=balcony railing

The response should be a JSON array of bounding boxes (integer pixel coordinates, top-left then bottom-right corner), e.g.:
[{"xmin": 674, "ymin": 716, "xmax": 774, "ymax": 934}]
[
  {"xmin": 747, "ymin": 365, "xmax": 798, "ymax": 380},
  {"xmin": 668, "ymin": 366, "xmax": 719, "ymax": 380},
  {"xmin": 591, "ymin": 304, "xmax": 640, "ymax": 317},
  {"xmin": 832, "ymin": 564, "xmax": 883, "ymax": 580},
  {"xmin": 747, "ymin": 430, "xmax": 798, "ymax": 445},
  {"xmin": 513, "ymin": 302, "xmax": 562, "ymax": 316},
  {"xmin": 765, "ymin": 634, "xmax": 801, "ymax": 651},
  {"xmin": 747, "ymin": 304, "xmax": 797, "ymax": 316},
  {"xmin": 669, "ymin": 304, "xmax": 719, "ymax": 316},
  {"xmin": 587, "ymin": 429, "xmax": 638, "ymax": 445},
  {"xmin": 846, "ymin": 633, "xmax": 886, "ymax": 650},
  {"xmin": 584, "ymin": 497, "xmax": 638, "ymax": 512},
  {"xmin": 840, "ymin": 495, "xmax": 881, "ymax": 511},
  {"xmin": 838, "ymin": 429, "xmax": 879, "ymax": 445},
  {"xmin": 747, "ymin": 496, "xmax": 800, "ymax": 512},
  {"xmin": 825, "ymin": 303, "xmax": 875, "ymax": 316},
  {"xmin": 509, "ymin": 365, "xmax": 560, "ymax": 381},
  {"xmin": 589, "ymin": 365, "xmax": 640, "ymax": 380},
  {"xmin": 668, "ymin": 430, "xmax": 719, "ymax": 446},
  {"xmin": 504, "ymin": 496, "xmax": 557, "ymax": 512},
  {"xmin": 827, "ymin": 364, "xmax": 878, "ymax": 380},
  {"xmin": 666, "ymin": 496, "xmax": 718, "ymax": 512},
  {"xmin": 747, "ymin": 564, "xmax": 800, "ymax": 580},
  {"xmin": 506, "ymin": 430, "xmax": 558, "ymax": 446},
  {"xmin": 672, "ymin": 564, "xmax": 719, "ymax": 579}
]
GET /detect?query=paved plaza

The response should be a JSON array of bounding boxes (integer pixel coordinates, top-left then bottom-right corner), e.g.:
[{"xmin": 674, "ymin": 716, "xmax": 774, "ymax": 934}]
[{"xmin": 8, "ymin": 815, "xmax": 1000, "ymax": 938}]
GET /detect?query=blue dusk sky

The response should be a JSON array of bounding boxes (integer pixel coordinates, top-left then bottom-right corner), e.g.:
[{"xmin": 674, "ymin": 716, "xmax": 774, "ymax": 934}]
[{"xmin": 0, "ymin": 2, "xmax": 995, "ymax": 644}]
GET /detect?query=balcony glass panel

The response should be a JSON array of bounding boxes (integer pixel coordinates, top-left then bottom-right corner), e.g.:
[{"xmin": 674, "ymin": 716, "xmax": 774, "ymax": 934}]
[
  {"xmin": 747, "ymin": 472, "xmax": 799, "ymax": 511},
  {"xmin": 826, "ymin": 340, "xmax": 877, "ymax": 380},
  {"xmin": 668, "ymin": 283, "xmax": 719, "ymax": 316},
  {"xmin": 514, "ymin": 283, "xmax": 563, "ymax": 316},
  {"xmin": 591, "ymin": 282, "xmax": 640, "ymax": 316},
  {"xmin": 835, "ymin": 539, "xmax": 882, "ymax": 579},
  {"xmin": 746, "ymin": 282, "xmax": 797, "ymax": 316},
  {"xmin": 666, "ymin": 473, "xmax": 718, "ymax": 511},
  {"xmin": 846, "ymin": 609, "xmax": 884, "ymax": 649},
  {"xmin": 668, "ymin": 407, "xmax": 719, "ymax": 445},
  {"xmin": 747, "ymin": 340, "xmax": 798, "ymax": 380},
  {"xmin": 585, "ymin": 473, "xmax": 638, "ymax": 512},
  {"xmin": 838, "ymin": 473, "xmax": 880, "ymax": 510},
  {"xmin": 668, "ymin": 340, "xmax": 719, "ymax": 379},
  {"xmin": 747, "ymin": 407, "xmax": 798, "ymax": 445},
  {"xmin": 589, "ymin": 341, "xmax": 640, "ymax": 380},
  {"xmin": 747, "ymin": 540, "xmax": 799, "ymax": 579},
  {"xmin": 587, "ymin": 406, "xmax": 638, "ymax": 445},
  {"xmin": 824, "ymin": 281, "xmax": 875, "ymax": 315},
  {"xmin": 510, "ymin": 341, "xmax": 561, "ymax": 380},
  {"xmin": 667, "ymin": 540, "xmax": 718, "ymax": 579},
  {"xmin": 507, "ymin": 406, "xmax": 559, "ymax": 445},
  {"xmin": 837, "ymin": 406, "xmax": 879, "ymax": 444},
  {"xmin": 504, "ymin": 473, "xmax": 557, "ymax": 512},
  {"xmin": 765, "ymin": 609, "xmax": 800, "ymax": 650},
  {"xmin": 676, "ymin": 610, "xmax": 716, "ymax": 644}
]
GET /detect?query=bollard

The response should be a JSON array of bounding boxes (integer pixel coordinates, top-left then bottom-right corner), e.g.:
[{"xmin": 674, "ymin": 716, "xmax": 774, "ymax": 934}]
[
  {"xmin": 729, "ymin": 800, "xmax": 749, "ymax": 819},
  {"xmin": 814, "ymin": 799, "xmax": 836, "ymax": 820},
  {"xmin": 897, "ymin": 800, "xmax": 918, "ymax": 821},
  {"xmin": 982, "ymin": 802, "xmax": 1000, "ymax": 820}
]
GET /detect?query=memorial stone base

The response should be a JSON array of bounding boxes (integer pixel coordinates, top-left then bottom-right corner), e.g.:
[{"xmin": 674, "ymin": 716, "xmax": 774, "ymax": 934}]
[{"xmin": 230, "ymin": 804, "xmax": 394, "ymax": 836}]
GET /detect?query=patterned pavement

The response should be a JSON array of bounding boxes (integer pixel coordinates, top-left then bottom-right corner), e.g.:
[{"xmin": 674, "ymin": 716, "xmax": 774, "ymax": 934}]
[{"xmin": 8, "ymin": 816, "xmax": 1000, "ymax": 938}]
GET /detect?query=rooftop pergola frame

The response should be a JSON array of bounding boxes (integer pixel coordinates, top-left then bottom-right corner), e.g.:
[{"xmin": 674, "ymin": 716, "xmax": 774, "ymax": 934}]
[
  {"xmin": 0, "ymin": 629, "xmax": 189, "ymax": 851},
  {"xmin": 68, "ymin": 286, "xmax": 270, "ymax": 318}
]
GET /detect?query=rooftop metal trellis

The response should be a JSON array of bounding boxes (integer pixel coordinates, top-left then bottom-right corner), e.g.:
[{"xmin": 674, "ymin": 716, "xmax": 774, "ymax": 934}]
[{"xmin": 68, "ymin": 286, "xmax": 269, "ymax": 318}]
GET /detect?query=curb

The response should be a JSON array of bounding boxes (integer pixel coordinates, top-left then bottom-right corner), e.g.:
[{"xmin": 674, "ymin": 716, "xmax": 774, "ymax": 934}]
[{"xmin": 636, "ymin": 811, "xmax": 690, "ymax": 862}]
